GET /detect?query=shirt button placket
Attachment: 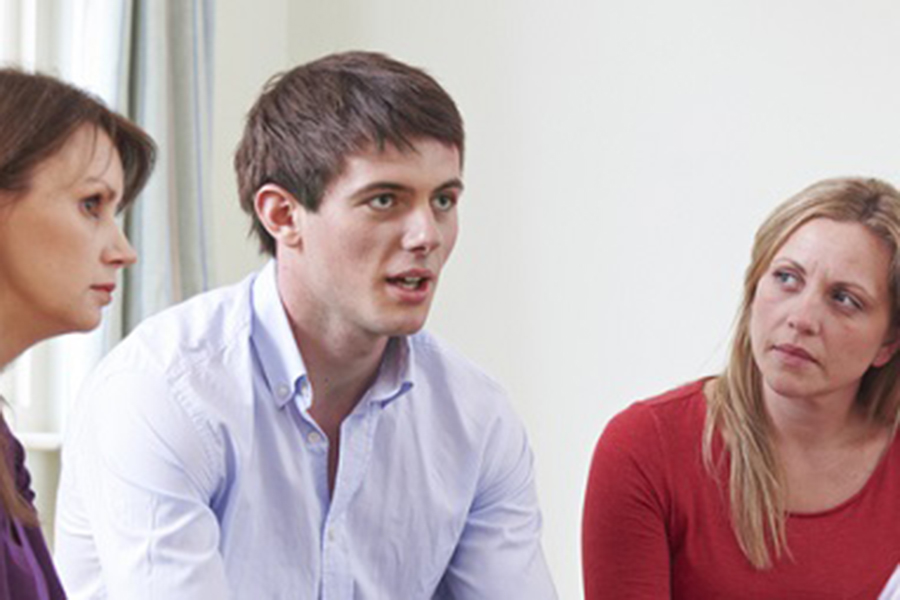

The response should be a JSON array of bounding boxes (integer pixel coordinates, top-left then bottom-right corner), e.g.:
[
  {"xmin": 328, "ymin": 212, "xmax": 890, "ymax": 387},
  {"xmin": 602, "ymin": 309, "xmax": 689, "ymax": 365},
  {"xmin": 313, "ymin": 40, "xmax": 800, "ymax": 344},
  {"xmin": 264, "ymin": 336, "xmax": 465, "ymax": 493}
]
[
  {"xmin": 322, "ymin": 521, "xmax": 351, "ymax": 599},
  {"xmin": 275, "ymin": 382, "xmax": 291, "ymax": 400}
]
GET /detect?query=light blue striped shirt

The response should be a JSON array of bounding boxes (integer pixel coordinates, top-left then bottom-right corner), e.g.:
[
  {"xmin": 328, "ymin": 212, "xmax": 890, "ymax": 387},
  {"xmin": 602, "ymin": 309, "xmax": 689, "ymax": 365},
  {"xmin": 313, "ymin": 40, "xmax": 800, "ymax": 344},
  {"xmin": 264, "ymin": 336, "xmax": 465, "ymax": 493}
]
[
  {"xmin": 883, "ymin": 567, "xmax": 900, "ymax": 600},
  {"xmin": 55, "ymin": 262, "xmax": 556, "ymax": 599}
]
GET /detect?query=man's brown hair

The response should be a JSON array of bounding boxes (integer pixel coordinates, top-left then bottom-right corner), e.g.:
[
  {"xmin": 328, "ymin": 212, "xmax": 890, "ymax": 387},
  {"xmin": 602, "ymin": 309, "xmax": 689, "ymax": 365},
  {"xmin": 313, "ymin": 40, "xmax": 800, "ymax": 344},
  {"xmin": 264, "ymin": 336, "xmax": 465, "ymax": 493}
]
[{"xmin": 234, "ymin": 51, "xmax": 464, "ymax": 256}]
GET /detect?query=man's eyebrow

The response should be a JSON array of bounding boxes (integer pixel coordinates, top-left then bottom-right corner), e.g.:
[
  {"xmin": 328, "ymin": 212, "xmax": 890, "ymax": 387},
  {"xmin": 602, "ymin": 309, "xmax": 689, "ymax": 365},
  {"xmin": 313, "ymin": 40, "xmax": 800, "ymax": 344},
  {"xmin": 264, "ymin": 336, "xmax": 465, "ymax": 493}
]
[
  {"xmin": 436, "ymin": 178, "xmax": 464, "ymax": 192},
  {"xmin": 353, "ymin": 182, "xmax": 409, "ymax": 195},
  {"xmin": 353, "ymin": 178, "xmax": 465, "ymax": 196}
]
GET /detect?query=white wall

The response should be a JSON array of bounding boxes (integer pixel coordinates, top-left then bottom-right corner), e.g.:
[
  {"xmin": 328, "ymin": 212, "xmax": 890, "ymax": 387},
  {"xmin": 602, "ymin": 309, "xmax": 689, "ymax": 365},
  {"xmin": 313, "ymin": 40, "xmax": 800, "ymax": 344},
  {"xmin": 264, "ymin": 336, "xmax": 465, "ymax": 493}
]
[
  {"xmin": 209, "ymin": 0, "xmax": 290, "ymax": 283},
  {"xmin": 213, "ymin": 2, "xmax": 900, "ymax": 597}
]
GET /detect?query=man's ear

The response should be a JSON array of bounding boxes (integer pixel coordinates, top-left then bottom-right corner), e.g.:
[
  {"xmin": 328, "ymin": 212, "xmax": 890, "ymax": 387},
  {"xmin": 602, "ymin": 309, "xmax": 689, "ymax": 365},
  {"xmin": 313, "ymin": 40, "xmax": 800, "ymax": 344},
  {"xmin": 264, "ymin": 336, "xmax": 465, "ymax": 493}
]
[{"xmin": 254, "ymin": 184, "xmax": 305, "ymax": 249}]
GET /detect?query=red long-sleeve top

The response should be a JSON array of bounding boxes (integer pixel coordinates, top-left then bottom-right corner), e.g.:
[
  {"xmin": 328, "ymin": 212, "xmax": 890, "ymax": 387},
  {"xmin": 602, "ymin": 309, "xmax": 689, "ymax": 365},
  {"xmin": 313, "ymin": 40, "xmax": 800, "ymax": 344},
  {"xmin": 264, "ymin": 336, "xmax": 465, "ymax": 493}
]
[{"xmin": 582, "ymin": 379, "xmax": 900, "ymax": 599}]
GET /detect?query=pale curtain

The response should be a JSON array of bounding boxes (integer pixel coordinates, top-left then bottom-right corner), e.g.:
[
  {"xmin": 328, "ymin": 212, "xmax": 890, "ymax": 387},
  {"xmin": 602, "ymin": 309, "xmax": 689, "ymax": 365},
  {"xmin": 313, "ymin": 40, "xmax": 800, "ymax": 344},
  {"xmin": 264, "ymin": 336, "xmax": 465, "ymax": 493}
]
[{"xmin": 0, "ymin": 0, "xmax": 214, "ymax": 545}]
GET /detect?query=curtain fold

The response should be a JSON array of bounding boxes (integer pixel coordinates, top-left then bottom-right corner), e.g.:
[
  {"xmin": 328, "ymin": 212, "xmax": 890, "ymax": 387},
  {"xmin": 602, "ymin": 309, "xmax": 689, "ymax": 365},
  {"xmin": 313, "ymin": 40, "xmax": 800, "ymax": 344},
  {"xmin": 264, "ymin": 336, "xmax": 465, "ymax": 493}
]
[{"xmin": 124, "ymin": 0, "xmax": 214, "ymax": 330}]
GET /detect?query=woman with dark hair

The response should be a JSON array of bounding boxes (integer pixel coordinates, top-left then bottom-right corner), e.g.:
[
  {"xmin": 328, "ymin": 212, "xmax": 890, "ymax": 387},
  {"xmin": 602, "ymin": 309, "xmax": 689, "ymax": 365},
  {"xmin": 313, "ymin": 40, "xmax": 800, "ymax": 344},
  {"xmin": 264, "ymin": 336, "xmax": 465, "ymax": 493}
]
[
  {"xmin": 583, "ymin": 177, "xmax": 900, "ymax": 599},
  {"xmin": 0, "ymin": 69, "xmax": 155, "ymax": 599}
]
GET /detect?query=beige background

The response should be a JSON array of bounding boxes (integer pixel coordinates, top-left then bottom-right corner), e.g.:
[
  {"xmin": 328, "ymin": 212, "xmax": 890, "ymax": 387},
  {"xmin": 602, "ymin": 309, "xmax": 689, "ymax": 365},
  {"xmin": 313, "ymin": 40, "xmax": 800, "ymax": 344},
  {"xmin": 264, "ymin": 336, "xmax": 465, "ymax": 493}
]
[{"xmin": 209, "ymin": 2, "xmax": 900, "ymax": 597}]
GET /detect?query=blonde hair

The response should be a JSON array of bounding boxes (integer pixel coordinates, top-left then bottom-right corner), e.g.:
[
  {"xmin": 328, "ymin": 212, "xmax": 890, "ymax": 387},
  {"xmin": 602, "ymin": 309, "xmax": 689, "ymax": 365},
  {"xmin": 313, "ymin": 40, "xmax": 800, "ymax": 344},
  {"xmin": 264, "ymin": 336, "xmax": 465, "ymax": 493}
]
[{"xmin": 703, "ymin": 177, "xmax": 900, "ymax": 568}]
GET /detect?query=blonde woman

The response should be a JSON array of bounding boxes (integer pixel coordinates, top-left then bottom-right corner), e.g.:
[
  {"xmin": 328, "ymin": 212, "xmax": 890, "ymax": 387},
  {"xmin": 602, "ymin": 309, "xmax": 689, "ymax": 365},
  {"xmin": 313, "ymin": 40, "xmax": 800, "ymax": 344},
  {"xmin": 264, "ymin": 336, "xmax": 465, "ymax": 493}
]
[
  {"xmin": 583, "ymin": 177, "xmax": 900, "ymax": 599},
  {"xmin": 0, "ymin": 69, "xmax": 154, "ymax": 599}
]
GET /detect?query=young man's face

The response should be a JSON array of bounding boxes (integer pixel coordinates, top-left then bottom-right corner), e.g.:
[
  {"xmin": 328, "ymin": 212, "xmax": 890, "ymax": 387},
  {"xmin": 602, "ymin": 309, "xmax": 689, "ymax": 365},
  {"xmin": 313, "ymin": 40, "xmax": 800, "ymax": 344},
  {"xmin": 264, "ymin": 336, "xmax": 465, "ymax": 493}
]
[{"xmin": 289, "ymin": 138, "xmax": 463, "ymax": 343}]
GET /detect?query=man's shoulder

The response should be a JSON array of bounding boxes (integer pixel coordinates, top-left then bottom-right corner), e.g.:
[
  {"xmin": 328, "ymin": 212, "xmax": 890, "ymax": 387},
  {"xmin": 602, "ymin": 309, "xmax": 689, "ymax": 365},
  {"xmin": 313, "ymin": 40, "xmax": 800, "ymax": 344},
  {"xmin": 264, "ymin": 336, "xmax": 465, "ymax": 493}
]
[
  {"xmin": 409, "ymin": 330, "xmax": 507, "ymax": 398},
  {"xmin": 101, "ymin": 272, "xmax": 257, "ymax": 378},
  {"xmin": 74, "ymin": 273, "xmax": 259, "ymax": 451},
  {"xmin": 406, "ymin": 330, "xmax": 518, "ymax": 431}
]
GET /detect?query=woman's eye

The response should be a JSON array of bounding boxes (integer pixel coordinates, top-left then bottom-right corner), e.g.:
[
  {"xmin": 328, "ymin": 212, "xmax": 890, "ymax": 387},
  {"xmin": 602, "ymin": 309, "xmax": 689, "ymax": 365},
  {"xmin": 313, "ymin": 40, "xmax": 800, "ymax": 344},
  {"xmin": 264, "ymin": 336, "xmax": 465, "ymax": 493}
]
[
  {"xmin": 773, "ymin": 270, "xmax": 799, "ymax": 287},
  {"xmin": 367, "ymin": 194, "xmax": 395, "ymax": 211},
  {"xmin": 432, "ymin": 194, "xmax": 457, "ymax": 212},
  {"xmin": 833, "ymin": 290, "xmax": 862, "ymax": 310},
  {"xmin": 81, "ymin": 195, "xmax": 102, "ymax": 217}
]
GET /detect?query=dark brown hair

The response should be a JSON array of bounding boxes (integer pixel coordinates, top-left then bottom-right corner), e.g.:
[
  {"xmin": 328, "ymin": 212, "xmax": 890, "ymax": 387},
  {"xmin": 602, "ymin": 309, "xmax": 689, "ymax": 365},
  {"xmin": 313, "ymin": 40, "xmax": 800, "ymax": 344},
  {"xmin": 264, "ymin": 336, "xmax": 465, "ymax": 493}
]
[
  {"xmin": 0, "ymin": 410, "xmax": 36, "ymax": 526},
  {"xmin": 0, "ymin": 68, "xmax": 156, "ymax": 209},
  {"xmin": 234, "ymin": 51, "xmax": 465, "ymax": 255},
  {"xmin": 0, "ymin": 68, "xmax": 156, "ymax": 524}
]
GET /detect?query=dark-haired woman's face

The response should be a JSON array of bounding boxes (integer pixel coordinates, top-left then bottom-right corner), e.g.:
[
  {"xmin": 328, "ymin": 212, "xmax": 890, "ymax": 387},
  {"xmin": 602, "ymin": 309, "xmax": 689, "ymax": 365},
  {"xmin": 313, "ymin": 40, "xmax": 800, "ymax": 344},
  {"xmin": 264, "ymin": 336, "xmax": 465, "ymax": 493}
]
[
  {"xmin": 0, "ymin": 125, "xmax": 136, "ymax": 337},
  {"xmin": 750, "ymin": 218, "xmax": 898, "ymax": 406}
]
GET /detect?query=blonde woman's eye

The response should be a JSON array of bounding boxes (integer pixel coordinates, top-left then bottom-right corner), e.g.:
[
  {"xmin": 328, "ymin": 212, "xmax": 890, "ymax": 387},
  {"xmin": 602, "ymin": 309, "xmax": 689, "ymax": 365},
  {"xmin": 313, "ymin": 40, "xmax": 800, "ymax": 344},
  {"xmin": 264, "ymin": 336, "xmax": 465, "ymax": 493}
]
[
  {"xmin": 833, "ymin": 290, "xmax": 862, "ymax": 310},
  {"xmin": 774, "ymin": 270, "xmax": 798, "ymax": 287}
]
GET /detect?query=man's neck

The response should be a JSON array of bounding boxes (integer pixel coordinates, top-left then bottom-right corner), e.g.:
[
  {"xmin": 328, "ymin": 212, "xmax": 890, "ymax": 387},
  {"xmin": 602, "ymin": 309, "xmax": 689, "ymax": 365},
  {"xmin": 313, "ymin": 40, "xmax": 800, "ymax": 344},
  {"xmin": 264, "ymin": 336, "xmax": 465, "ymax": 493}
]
[
  {"xmin": 287, "ymin": 318, "xmax": 390, "ymax": 498},
  {"xmin": 275, "ymin": 256, "xmax": 391, "ymax": 419},
  {"xmin": 294, "ymin": 324, "xmax": 388, "ymax": 420}
]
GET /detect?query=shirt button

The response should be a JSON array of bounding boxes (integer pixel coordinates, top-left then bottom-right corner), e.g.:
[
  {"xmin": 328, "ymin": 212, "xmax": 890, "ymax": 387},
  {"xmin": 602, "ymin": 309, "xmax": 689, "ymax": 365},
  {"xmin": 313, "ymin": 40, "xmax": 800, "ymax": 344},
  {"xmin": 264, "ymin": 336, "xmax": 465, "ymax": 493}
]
[
  {"xmin": 327, "ymin": 527, "xmax": 337, "ymax": 542},
  {"xmin": 275, "ymin": 383, "xmax": 291, "ymax": 399},
  {"xmin": 307, "ymin": 431, "xmax": 323, "ymax": 445}
]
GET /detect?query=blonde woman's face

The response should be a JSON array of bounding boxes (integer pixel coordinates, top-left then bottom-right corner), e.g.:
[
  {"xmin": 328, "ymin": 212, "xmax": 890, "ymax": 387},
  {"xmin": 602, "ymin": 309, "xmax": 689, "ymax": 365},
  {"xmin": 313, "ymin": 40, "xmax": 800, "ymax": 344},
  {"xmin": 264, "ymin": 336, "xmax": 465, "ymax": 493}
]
[
  {"xmin": 749, "ymin": 218, "xmax": 899, "ymax": 405},
  {"xmin": 0, "ymin": 125, "xmax": 136, "ymax": 339}
]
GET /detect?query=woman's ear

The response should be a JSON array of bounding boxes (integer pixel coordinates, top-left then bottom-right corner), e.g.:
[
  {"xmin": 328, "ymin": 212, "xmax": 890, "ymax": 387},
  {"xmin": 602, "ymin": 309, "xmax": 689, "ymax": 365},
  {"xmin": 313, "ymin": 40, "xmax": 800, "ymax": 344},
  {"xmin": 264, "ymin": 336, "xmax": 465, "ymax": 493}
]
[
  {"xmin": 254, "ymin": 184, "xmax": 304, "ymax": 249},
  {"xmin": 873, "ymin": 329, "xmax": 900, "ymax": 368}
]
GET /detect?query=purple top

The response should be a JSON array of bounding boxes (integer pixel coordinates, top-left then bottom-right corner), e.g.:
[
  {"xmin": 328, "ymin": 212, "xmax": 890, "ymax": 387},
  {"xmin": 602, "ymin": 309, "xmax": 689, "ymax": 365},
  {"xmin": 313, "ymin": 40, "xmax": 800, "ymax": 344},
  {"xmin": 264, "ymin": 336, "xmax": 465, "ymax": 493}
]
[{"xmin": 0, "ymin": 418, "xmax": 65, "ymax": 600}]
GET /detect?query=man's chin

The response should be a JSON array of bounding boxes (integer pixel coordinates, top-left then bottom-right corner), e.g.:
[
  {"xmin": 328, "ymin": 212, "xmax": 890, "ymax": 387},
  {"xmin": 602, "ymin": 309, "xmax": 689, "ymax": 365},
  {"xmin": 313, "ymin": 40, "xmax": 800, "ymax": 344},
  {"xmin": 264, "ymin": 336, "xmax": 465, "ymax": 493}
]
[
  {"xmin": 369, "ymin": 303, "xmax": 433, "ymax": 336},
  {"xmin": 388, "ymin": 321, "xmax": 428, "ymax": 337},
  {"xmin": 378, "ymin": 314, "xmax": 430, "ymax": 338}
]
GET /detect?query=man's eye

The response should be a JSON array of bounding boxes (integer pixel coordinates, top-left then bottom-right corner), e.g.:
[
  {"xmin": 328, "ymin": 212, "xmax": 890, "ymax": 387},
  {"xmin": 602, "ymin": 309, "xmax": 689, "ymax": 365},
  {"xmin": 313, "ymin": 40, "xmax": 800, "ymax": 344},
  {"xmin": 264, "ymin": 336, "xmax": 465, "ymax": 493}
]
[
  {"xmin": 368, "ymin": 194, "xmax": 395, "ymax": 210},
  {"xmin": 432, "ymin": 194, "xmax": 457, "ymax": 212}
]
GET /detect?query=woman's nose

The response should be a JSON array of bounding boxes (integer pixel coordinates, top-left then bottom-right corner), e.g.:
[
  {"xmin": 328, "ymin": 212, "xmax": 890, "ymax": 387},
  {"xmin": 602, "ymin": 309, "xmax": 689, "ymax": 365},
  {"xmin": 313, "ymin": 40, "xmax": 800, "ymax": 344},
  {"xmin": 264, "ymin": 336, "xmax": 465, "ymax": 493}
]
[
  {"xmin": 103, "ymin": 223, "xmax": 138, "ymax": 267},
  {"xmin": 787, "ymin": 292, "xmax": 822, "ymax": 335}
]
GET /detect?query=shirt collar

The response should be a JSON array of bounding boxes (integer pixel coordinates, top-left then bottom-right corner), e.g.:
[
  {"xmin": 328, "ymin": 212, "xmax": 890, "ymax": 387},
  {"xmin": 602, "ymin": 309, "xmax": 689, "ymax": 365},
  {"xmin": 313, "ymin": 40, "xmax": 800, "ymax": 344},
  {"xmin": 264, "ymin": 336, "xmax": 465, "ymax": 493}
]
[
  {"xmin": 365, "ymin": 336, "xmax": 414, "ymax": 406},
  {"xmin": 251, "ymin": 260, "xmax": 308, "ymax": 409},
  {"xmin": 250, "ymin": 260, "xmax": 415, "ymax": 410}
]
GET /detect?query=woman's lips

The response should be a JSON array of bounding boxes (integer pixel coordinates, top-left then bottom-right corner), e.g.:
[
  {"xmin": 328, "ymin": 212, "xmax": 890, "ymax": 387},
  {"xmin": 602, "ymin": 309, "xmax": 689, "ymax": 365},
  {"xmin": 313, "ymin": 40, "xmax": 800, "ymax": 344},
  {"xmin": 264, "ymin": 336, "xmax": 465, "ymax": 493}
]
[
  {"xmin": 772, "ymin": 343, "xmax": 818, "ymax": 365},
  {"xmin": 91, "ymin": 284, "xmax": 116, "ymax": 304}
]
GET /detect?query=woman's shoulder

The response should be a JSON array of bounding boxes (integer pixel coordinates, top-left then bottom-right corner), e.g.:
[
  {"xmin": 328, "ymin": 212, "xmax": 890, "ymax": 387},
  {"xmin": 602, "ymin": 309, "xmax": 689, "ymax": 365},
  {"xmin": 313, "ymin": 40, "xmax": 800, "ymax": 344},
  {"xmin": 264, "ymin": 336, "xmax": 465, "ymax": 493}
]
[
  {"xmin": 604, "ymin": 378, "xmax": 710, "ymax": 442},
  {"xmin": 587, "ymin": 379, "xmax": 714, "ymax": 521}
]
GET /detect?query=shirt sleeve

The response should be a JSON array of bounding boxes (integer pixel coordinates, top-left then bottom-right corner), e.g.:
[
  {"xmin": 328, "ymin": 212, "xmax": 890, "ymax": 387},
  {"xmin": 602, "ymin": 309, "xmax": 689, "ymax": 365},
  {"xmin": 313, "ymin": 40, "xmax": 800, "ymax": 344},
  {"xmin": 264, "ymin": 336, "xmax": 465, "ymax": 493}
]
[
  {"xmin": 55, "ymin": 365, "xmax": 231, "ymax": 600},
  {"xmin": 880, "ymin": 566, "xmax": 900, "ymax": 600},
  {"xmin": 582, "ymin": 404, "xmax": 672, "ymax": 600},
  {"xmin": 436, "ymin": 408, "xmax": 557, "ymax": 600}
]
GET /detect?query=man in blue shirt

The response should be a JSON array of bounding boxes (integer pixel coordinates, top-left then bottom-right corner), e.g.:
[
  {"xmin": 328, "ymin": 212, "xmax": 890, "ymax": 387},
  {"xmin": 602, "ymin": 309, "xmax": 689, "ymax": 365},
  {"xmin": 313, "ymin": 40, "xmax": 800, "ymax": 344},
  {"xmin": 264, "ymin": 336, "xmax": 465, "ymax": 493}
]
[
  {"xmin": 54, "ymin": 51, "xmax": 556, "ymax": 599},
  {"xmin": 883, "ymin": 567, "xmax": 900, "ymax": 600}
]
